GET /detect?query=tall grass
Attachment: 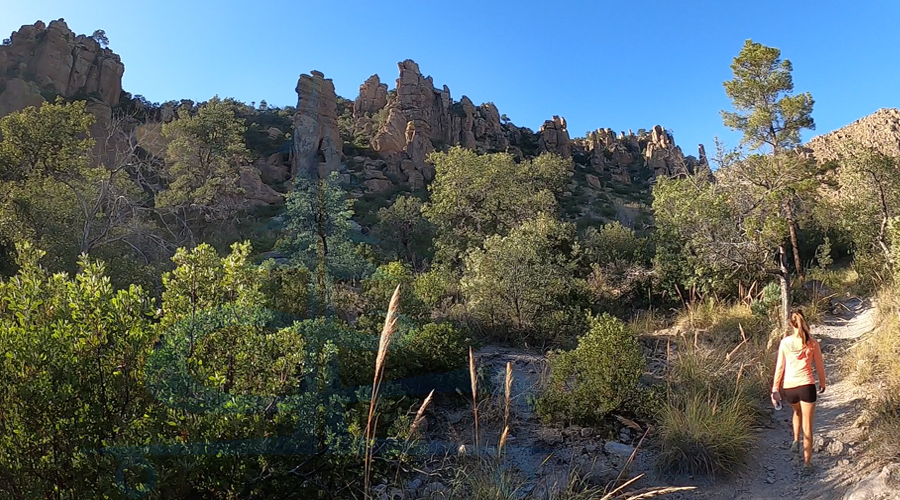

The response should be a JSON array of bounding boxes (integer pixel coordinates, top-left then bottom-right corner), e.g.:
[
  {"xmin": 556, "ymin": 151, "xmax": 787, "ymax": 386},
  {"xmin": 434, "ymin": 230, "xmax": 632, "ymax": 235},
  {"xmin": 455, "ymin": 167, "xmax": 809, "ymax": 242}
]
[
  {"xmin": 845, "ymin": 286, "xmax": 900, "ymax": 458},
  {"xmin": 658, "ymin": 299, "xmax": 775, "ymax": 476},
  {"xmin": 364, "ymin": 285, "xmax": 401, "ymax": 499}
]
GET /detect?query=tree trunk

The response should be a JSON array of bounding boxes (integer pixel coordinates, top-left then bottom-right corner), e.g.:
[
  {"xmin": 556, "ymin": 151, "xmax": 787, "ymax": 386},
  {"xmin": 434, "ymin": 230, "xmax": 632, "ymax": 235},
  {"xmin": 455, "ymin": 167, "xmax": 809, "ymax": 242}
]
[
  {"xmin": 785, "ymin": 201, "xmax": 803, "ymax": 280},
  {"xmin": 778, "ymin": 245, "xmax": 791, "ymax": 335}
]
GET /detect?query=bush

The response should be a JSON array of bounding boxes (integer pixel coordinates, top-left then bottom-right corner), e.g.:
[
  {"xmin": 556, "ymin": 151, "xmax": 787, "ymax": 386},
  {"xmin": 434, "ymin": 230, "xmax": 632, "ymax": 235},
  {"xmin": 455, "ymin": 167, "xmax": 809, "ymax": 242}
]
[{"xmin": 536, "ymin": 313, "xmax": 645, "ymax": 425}]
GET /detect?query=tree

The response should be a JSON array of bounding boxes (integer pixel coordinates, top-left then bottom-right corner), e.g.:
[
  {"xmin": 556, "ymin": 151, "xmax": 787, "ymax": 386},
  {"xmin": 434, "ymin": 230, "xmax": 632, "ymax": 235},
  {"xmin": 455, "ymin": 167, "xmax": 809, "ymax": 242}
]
[
  {"xmin": 375, "ymin": 195, "xmax": 434, "ymax": 270},
  {"xmin": 721, "ymin": 39, "xmax": 816, "ymax": 278},
  {"xmin": 652, "ymin": 172, "xmax": 770, "ymax": 297},
  {"xmin": 423, "ymin": 147, "xmax": 570, "ymax": 265},
  {"xmin": 91, "ymin": 29, "xmax": 109, "ymax": 48},
  {"xmin": 721, "ymin": 39, "xmax": 815, "ymax": 154},
  {"xmin": 158, "ymin": 96, "xmax": 250, "ymax": 242},
  {"xmin": 280, "ymin": 171, "xmax": 373, "ymax": 316},
  {"xmin": 461, "ymin": 214, "xmax": 577, "ymax": 341},
  {"xmin": 831, "ymin": 143, "xmax": 900, "ymax": 267}
]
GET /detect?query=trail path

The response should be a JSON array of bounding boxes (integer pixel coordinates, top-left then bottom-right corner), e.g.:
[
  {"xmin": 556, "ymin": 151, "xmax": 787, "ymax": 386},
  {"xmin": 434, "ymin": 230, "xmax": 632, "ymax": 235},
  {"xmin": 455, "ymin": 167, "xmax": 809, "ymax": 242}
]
[{"xmin": 683, "ymin": 298, "xmax": 879, "ymax": 500}]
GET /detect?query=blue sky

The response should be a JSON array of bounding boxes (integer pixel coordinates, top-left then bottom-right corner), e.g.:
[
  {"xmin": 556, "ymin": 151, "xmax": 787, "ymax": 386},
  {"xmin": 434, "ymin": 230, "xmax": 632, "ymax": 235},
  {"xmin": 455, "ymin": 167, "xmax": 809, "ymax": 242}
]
[{"xmin": 3, "ymin": 0, "xmax": 899, "ymax": 160}]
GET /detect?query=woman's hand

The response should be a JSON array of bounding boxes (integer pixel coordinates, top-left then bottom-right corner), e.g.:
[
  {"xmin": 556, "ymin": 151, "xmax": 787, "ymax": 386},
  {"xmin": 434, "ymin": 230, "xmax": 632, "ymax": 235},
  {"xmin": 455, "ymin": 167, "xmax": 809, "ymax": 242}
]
[
  {"xmin": 818, "ymin": 384, "xmax": 826, "ymax": 394},
  {"xmin": 771, "ymin": 390, "xmax": 782, "ymax": 406}
]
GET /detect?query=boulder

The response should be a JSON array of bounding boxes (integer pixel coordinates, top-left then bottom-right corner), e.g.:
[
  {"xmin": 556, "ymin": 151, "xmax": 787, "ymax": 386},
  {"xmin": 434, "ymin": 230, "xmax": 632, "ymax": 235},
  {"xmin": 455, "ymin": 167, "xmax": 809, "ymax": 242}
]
[
  {"xmin": 240, "ymin": 167, "xmax": 284, "ymax": 206},
  {"xmin": 843, "ymin": 463, "xmax": 900, "ymax": 500},
  {"xmin": 0, "ymin": 77, "xmax": 44, "ymax": 116}
]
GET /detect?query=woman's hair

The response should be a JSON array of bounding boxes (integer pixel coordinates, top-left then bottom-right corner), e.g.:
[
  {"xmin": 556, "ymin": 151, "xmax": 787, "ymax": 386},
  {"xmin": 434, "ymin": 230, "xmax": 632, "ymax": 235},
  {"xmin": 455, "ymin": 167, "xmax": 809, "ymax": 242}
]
[{"xmin": 789, "ymin": 309, "xmax": 811, "ymax": 346}]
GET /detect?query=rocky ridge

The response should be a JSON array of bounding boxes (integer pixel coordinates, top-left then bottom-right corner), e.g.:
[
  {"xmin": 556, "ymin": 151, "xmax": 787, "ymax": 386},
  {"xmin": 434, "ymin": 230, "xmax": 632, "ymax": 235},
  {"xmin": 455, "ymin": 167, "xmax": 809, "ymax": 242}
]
[
  {"xmin": 289, "ymin": 59, "xmax": 709, "ymax": 199},
  {"xmin": 803, "ymin": 108, "xmax": 900, "ymax": 162}
]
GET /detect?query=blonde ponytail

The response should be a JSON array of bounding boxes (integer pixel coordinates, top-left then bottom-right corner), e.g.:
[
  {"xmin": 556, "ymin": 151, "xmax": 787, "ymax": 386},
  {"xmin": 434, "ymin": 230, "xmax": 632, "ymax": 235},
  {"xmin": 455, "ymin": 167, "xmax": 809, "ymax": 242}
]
[{"xmin": 790, "ymin": 309, "xmax": 811, "ymax": 346}]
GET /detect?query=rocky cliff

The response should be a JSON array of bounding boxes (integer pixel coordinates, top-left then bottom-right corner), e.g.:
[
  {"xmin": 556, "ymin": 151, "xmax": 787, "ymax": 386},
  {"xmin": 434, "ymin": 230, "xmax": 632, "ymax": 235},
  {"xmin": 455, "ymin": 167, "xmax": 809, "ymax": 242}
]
[
  {"xmin": 0, "ymin": 20, "xmax": 124, "ymax": 116},
  {"xmin": 803, "ymin": 108, "xmax": 900, "ymax": 162},
  {"xmin": 331, "ymin": 59, "xmax": 708, "ymax": 195}
]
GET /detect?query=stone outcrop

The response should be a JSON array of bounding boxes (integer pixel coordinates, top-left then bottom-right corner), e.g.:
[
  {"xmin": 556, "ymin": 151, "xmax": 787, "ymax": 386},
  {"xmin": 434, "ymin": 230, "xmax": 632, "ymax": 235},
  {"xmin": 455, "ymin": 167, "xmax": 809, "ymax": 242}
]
[
  {"xmin": 803, "ymin": 108, "xmax": 900, "ymax": 162},
  {"xmin": 0, "ymin": 19, "xmax": 124, "ymax": 115},
  {"xmin": 291, "ymin": 70, "xmax": 343, "ymax": 181},
  {"xmin": 574, "ymin": 126, "xmax": 709, "ymax": 186},
  {"xmin": 361, "ymin": 60, "xmax": 515, "ymax": 189},
  {"xmin": 538, "ymin": 116, "xmax": 571, "ymax": 159}
]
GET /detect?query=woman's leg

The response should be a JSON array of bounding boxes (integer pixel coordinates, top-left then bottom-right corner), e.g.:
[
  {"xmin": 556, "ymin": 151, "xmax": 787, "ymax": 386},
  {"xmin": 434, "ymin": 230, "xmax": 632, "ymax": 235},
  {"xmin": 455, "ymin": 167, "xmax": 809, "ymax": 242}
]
[
  {"xmin": 800, "ymin": 401, "xmax": 817, "ymax": 465},
  {"xmin": 791, "ymin": 401, "xmax": 802, "ymax": 444}
]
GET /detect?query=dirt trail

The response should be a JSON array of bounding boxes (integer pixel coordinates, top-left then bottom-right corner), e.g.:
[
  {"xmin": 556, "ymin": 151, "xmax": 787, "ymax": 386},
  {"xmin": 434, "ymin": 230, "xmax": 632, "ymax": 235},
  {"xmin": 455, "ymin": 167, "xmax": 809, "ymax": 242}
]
[{"xmin": 683, "ymin": 298, "xmax": 878, "ymax": 500}]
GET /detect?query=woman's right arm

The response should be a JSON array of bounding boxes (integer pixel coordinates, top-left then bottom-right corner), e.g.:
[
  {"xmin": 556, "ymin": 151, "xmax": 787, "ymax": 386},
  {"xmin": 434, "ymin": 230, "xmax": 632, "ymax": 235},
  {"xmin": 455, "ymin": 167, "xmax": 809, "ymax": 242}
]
[{"xmin": 772, "ymin": 342, "xmax": 785, "ymax": 393}]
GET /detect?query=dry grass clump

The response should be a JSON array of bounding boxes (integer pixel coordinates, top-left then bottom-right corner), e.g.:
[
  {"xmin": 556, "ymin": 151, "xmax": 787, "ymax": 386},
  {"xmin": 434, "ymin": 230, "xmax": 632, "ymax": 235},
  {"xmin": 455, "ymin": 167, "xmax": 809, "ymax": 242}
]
[
  {"xmin": 676, "ymin": 299, "xmax": 769, "ymax": 347},
  {"xmin": 658, "ymin": 298, "xmax": 775, "ymax": 477},
  {"xmin": 845, "ymin": 286, "xmax": 900, "ymax": 458}
]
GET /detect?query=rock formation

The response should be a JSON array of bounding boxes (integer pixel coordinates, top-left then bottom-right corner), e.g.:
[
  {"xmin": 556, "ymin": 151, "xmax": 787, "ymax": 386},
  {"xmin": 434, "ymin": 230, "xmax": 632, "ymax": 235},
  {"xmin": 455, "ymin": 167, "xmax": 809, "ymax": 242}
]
[
  {"xmin": 358, "ymin": 60, "xmax": 519, "ymax": 192},
  {"xmin": 803, "ymin": 108, "xmax": 900, "ymax": 162},
  {"xmin": 0, "ymin": 20, "xmax": 124, "ymax": 115},
  {"xmin": 538, "ymin": 116, "xmax": 572, "ymax": 159},
  {"xmin": 574, "ymin": 126, "xmax": 708, "ymax": 186},
  {"xmin": 291, "ymin": 70, "xmax": 343, "ymax": 181}
]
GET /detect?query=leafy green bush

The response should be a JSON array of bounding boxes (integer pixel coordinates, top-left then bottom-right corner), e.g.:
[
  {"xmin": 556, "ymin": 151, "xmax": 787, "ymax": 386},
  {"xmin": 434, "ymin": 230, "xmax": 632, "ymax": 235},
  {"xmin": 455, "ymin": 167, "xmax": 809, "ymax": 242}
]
[
  {"xmin": 536, "ymin": 313, "xmax": 645, "ymax": 425},
  {"xmin": 751, "ymin": 281, "xmax": 781, "ymax": 318}
]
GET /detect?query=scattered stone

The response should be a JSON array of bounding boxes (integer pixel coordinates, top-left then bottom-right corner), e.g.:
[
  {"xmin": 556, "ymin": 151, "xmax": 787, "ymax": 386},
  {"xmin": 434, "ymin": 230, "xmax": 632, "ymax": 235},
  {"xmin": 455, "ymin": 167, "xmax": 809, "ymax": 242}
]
[
  {"xmin": 826, "ymin": 439, "xmax": 847, "ymax": 456},
  {"xmin": 813, "ymin": 435, "xmax": 826, "ymax": 453},
  {"xmin": 420, "ymin": 481, "xmax": 449, "ymax": 499},
  {"xmin": 604, "ymin": 441, "xmax": 635, "ymax": 459},
  {"xmin": 581, "ymin": 427, "xmax": 594, "ymax": 438},
  {"xmin": 584, "ymin": 444, "xmax": 598, "ymax": 453}
]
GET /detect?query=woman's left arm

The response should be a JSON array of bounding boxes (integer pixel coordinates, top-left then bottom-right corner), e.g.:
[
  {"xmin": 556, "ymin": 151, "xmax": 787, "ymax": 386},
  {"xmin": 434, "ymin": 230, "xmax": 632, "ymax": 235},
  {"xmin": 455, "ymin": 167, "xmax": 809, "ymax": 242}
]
[{"xmin": 814, "ymin": 341, "xmax": 827, "ymax": 393}]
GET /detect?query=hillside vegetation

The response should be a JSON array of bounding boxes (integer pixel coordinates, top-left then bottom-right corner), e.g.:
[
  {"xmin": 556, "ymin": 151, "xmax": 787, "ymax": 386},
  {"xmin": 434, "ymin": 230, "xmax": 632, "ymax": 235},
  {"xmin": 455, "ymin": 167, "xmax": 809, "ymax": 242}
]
[{"xmin": 1, "ymin": 22, "xmax": 900, "ymax": 500}]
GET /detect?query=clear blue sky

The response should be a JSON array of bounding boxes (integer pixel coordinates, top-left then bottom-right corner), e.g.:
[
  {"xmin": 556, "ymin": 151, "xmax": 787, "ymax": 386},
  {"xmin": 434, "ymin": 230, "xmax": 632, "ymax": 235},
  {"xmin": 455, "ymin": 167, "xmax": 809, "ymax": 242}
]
[{"xmin": 3, "ymin": 0, "xmax": 899, "ymax": 160}]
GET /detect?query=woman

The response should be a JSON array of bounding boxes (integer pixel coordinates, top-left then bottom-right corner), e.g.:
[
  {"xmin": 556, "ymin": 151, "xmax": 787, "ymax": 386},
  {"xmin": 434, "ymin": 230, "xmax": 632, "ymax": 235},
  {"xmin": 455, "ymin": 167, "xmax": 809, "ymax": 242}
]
[{"xmin": 771, "ymin": 309, "xmax": 827, "ymax": 469}]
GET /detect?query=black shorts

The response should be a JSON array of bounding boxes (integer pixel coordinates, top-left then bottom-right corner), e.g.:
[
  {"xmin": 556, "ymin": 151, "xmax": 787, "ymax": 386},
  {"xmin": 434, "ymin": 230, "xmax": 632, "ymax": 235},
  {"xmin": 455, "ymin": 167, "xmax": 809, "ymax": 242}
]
[{"xmin": 783, "ymin": 384, "xmax": 817, "ymax": 404}]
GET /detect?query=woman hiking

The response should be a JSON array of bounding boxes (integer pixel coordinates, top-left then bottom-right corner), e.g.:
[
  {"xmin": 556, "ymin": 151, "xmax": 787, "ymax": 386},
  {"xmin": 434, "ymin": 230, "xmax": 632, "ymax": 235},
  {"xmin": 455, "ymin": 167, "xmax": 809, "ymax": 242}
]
[{"xmin": 771, "ymin": 309, "xmax": 827, "ymax": 469}]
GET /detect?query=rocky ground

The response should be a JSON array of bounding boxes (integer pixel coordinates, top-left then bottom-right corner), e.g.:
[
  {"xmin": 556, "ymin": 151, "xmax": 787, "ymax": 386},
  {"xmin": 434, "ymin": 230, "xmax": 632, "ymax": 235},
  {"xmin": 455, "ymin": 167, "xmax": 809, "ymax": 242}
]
[{"xmin": 384, "ymin": 297, "xmax": 900, "ymax": 500}]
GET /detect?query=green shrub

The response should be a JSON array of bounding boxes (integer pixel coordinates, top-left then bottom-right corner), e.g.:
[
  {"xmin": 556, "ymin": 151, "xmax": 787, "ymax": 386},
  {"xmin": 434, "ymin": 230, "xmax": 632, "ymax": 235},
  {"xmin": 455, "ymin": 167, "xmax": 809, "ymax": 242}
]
[
  {"xmin": 536, "ymin": 313, "xmax": 645, "ymax": 425},
  {"xmin": 751, "ymin": 281, "xmax": 781, "ymax": 318}
]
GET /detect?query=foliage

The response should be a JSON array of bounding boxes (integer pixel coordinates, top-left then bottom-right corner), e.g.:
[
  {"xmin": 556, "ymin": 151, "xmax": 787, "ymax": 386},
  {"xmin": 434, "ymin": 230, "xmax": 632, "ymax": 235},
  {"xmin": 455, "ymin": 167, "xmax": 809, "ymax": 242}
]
[
  {"xmin": 831, "ymin": 143, "xmax": 900, "ymax": 268},
  {"xmin": 721, "ymin": 39, "xmax": 815, "ymax": 153},
  {"xmin": 0, "ymin": 242, "xmax": 157, "ymax": 498},
  {"xmin": 423, "ymin": 147, "xmax": 570, "ymax": 264},
  {"xmin": 581, "ymin": 221, "xmax": 648, "ymax": 265},
  {"xmin": 652, "ymin": 174, "xmax": 765, "ymax": 296},
  {"xmin": 0, "ymin": 99, "xmax": 159, "ymax": 272},
  {"xmin": 158, "ymin": 96, "xmax": 250, "ymax": 222},
  {"xmin": 751, "ymin": 281, "xmax": 782, "ymax": 319},
  {"xmin": 375, "ymin": 195, "xmax": 435, "ymax": 270},
  {"xmin": 280, "ymin": 171, "xmax": 373, "ymax": 287},
  {"xmin": 362, "ymin": 261, "xmax": 426, "ymax": 319},
  {"xmin": 92, "ymin": 29, "xmax": 109, "ymax": 48},
  {"xmin": 461, "ymin": 214, "xmax": 579, "ymax": 343},
  {"xmin": 0, "ymin": 98, "xmax": 94, "ymax": 181},
  {"xmin": 536, "ymin": 313, "xmax": 645, "ymax": 425}
]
